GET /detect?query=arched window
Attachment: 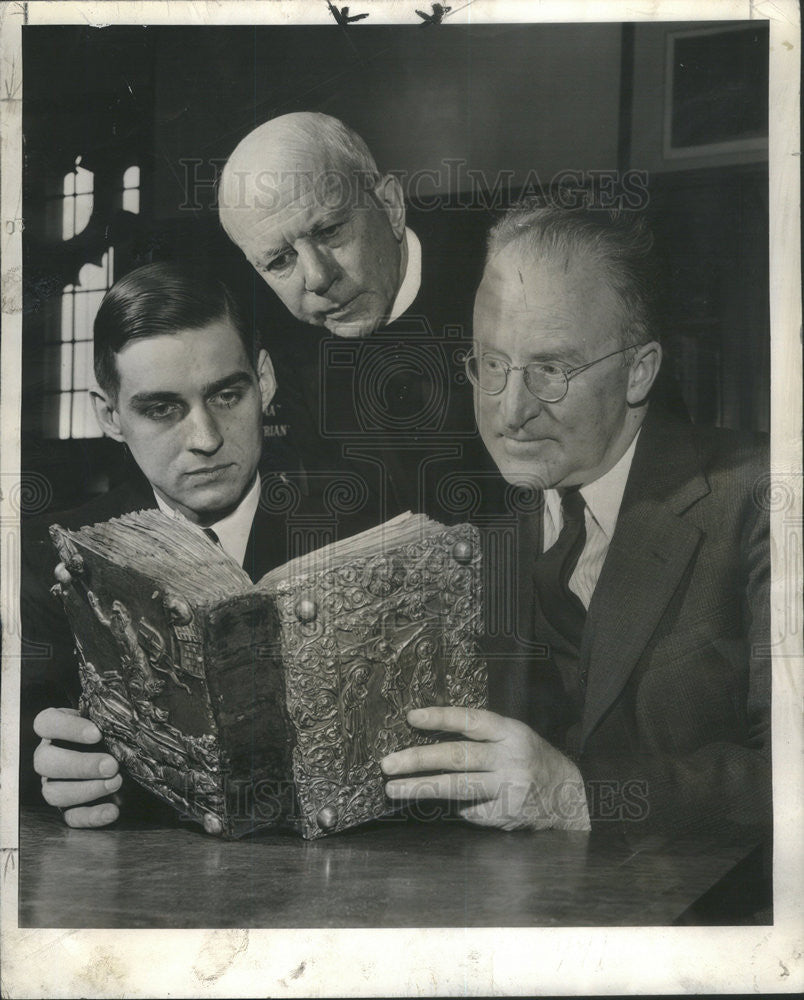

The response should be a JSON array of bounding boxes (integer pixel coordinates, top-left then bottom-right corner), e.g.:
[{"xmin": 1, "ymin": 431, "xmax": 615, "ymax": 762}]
[
  {"xmin": 122, "ymin": 164, "xmax": 141, "ymax": 214},
  {"xmin": 43, "ymin": 162, "xmax": 141, "ymax": 438},
  {"xmin": 61, "ymin": 156, "xmax": 94, "ymax": 241}
]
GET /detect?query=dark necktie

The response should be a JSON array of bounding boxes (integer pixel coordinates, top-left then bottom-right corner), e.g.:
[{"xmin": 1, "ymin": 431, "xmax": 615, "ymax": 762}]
[{"xmin": 533, "ymin": 487, "xmax": 587, "ymax": 649}]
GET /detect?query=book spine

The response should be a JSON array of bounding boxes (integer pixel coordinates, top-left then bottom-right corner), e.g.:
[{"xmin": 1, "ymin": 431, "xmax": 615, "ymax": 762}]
[{"xmin": 203, "ymin": 593, "xmax": 298, "ymax": 837}]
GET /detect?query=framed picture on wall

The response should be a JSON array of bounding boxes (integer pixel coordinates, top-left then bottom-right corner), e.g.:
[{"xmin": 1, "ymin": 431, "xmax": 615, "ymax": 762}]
[{"xmin": 663, "ymin": 22, "xmax": 769, "ymax": 160}]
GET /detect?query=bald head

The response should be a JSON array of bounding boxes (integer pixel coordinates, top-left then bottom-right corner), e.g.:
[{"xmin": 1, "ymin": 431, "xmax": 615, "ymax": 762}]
[
  {"xmin": 220, "ymin": 113, "xmax": 406, "ymax": 338},
  {"xmin": 220, "ymin": 113, "xmax": 381, "ymax": 244}
]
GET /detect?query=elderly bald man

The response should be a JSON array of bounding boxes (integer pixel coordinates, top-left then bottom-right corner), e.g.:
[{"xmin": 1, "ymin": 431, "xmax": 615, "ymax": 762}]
[
  {"xmin": 219, "ymin": 112, "xmax": 413, "ymax": 339},
  {"xmin": 218, "ymin": 112, "xmax": 492, "ymax": 524}
]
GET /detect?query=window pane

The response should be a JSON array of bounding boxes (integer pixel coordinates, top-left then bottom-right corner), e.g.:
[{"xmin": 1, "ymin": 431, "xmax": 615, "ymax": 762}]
[
  {"xmin": 75, "ymin": 164, "xmax": 94, "ymax": 195},
  {"xmin": 123, "ymin": 165, "xmax": 140, "ymax": 188},
  {"xmin": 85, "ymin": 289, "xmax": 105, "ymax": 325},
  {"xmin": 78, "ymin": 255, "xmax": 111, "ymax": 292},
  {"xmin": 60, "ymin": 342, "xmax": 74, "ymax": 392},
  {"xmin": 49, "ymin": 251, "xmax": 114, "ymax": 438},
  {"xmin": 62, "ymin": 195, "xmax": 74, "ymax": 240},
  {"xmin": 73, "ymin": 192, "xmax": 93, "ymax": 237},
  {"xmin": 59, "ymin": 288, "xmax": 74, "ymax": 341},
  {"xmin": 72, "ymin": 340, "xmax": 94, "ymax": 390},
  {"xmin": 74, "ymin": 293, "xmax": 88, "ymax": 342},
  {"xmin": 72, "ymin": 290, "xmax": 105, "ymax": 350},
  {"xmin": 122, "ymin": 187, "xmax": 140, "ymax": 214},
  {"xmin": 72, "ymin": 391, "xmax": 103, "ymax": 439}
]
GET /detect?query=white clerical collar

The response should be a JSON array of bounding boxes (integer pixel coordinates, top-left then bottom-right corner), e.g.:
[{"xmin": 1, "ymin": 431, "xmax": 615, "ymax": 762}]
[
  {"xmin": 387, "ymin": 228, "xmax": 422, "ymax": 324},
  {"xmin": 544, "ymin": 428, "xmax": 642, "ymax": 541},
  {"xmin": 153, "ymin": 473, "xmax": 260, "ymax": 568}
]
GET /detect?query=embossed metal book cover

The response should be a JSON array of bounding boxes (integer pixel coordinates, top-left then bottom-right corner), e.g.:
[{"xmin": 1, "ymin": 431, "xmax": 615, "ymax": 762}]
[{"xmin": 48, "ymin": 510, "xmax": 487, "ymax": 839}]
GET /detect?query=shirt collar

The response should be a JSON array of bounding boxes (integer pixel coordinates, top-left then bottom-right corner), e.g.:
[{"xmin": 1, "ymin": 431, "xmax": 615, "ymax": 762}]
[
  {"xmin": 153, "ymin": 473, "xmax": 260, "ymax": 567},
  {"xmin": 387, "ymin": 228, "xmax": 422, "ymax": 324},
  {"xmin": 544, "ymin": 428, "xmax": 642, "ymax": 540}
]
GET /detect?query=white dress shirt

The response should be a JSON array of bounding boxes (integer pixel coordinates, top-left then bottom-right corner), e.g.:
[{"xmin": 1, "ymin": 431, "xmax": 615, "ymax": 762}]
[
  {"xmin": 542, "ymin": 430, "xmax": 641, "ymax": 609},
  {"xmin": 386, "ymin": 228, "xmax": 422, "ymax": 324},
  {"xmin": 153, "ymin": 474, "xmax": 260, "ymax": 568}
]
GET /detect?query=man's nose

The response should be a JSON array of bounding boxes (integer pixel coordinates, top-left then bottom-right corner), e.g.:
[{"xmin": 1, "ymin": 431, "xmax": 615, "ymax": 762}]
[
  {"xmin": 500, "ymin": 368, "xmax": 542, "ymax": 429},
  {"xmin": 297, "ymin": 242, "xmax": 338, "ymax": 296},
  {"xmin": 185, "ymin": 406, "xmax": 224, "ymax": 454}
]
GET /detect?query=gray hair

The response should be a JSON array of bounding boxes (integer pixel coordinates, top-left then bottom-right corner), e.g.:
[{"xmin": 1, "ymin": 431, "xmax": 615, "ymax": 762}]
[{"xmin": 486, "ymin": 202, "xmax": 659, "ymax": 352}]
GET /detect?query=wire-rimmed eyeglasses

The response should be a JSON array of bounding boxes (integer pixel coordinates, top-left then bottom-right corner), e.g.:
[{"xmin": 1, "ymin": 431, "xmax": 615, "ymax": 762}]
[{"xmin": 464, "ymin": 343, "xmax": 646, "ymax": 404}]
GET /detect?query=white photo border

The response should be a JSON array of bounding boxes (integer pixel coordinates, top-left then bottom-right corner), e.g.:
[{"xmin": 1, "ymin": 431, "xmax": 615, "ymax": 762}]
[{"xmin": 1, "ymin": 1, "xmax": 801, "ymax": 996}]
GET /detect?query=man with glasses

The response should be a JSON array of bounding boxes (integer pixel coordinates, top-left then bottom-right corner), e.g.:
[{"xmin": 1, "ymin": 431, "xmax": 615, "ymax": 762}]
[{"xmin": 381, "ymin": 204, "xmax": 770, "ymax": 842}]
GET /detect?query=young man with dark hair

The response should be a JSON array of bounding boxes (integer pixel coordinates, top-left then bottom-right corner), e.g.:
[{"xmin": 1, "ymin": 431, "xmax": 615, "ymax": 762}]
[{"xmin": 23, "ymin": 262, "xmax": 286, "ymax": 826}]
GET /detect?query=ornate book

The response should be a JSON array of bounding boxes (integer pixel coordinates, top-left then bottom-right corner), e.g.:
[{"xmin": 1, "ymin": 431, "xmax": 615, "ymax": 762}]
[{"xmin": 49, "ymin": 511, "xmax": 487, "ymax": 839}]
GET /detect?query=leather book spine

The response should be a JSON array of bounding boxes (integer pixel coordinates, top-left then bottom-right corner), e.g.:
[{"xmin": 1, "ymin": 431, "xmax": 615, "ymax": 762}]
[{"xmin": 202, "ymin": 592, "xmax": 298, "ymax": 837}]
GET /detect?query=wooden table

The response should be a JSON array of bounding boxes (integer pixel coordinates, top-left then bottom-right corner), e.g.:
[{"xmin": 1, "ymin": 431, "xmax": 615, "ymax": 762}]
[{"xmin": 18, "ymin": 807, "xmax": 765, "ymax": 928}]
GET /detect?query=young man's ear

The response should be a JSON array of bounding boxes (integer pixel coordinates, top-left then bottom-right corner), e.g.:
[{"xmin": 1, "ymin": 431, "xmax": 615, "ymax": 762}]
[
  {"xmin": 257, "ymin": 349, "xmax": 277, "ymax": 413},
  {"xmin": 627, "ymin": 341, "xmax": 663, "ymax": 406},
  {"xmin": 89, "ymin": 388, "xmax": 125, "ymax": 441},
  {"xmin": 374, "ymin": 173, "xmax": 406, "ymax": 242}
]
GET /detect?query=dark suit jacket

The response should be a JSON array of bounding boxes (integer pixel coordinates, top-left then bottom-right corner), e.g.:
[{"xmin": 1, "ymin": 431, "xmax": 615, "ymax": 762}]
[
  {"xmin": 19, "ymin": 468, "xmax": 291, "ymax": 804},
  {"xmin": 266, "ymin": 215, "xmax": 498, "ymax": 533},
  {"xmin": 487, "ymin": 409, "xmax": 770, "ymax": 840}
]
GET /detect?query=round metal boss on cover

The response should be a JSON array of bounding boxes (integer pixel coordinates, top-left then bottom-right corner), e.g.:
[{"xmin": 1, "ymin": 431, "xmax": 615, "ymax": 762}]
[
  {"xmin": 317, "ymin": 806, "xmax": 338, "ymax": 831},
  {"xmin": 452, "ymin": 540, "xmax": 473, "ymax": 565},
  {"xmin": 203, "ymin": 813, "xmax": 223, "ymax": 836},
  {"xmin": 295, "ymin": 596, "xmax": 318, "ymax": 622}
]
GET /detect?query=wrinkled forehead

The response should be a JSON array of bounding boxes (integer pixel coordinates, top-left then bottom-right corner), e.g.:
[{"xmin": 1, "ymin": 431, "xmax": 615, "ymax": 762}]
[
  {"xmin": 221, "ymin": 143, "xmax": 370, "ymax": 245},
  {"xmin": 473, "ymin": 242, "xmax": 623, "ymax": 348}
]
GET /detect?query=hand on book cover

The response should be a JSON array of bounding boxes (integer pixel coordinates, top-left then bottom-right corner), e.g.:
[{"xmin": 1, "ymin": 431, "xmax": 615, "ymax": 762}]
[
  {"xmin": 381, "ymin": 706, "xmax": 591, "ymax": 832},
  {"xmin": 33, "ymin": 707, "xmax": 122, "ymax": 828}
]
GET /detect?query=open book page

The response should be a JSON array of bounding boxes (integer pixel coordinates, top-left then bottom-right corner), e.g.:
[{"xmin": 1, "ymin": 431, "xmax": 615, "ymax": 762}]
[
  {"xmin": 256, "ymin": 511, "xmax": 445, "ymax": 590},
  {"xmin": 52, "ymin": 509, "xmax": 253, "ymax": 604}
]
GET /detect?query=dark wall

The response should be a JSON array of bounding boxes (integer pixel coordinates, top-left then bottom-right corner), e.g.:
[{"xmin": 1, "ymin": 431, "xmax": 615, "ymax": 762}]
[{"xmin": 150, "ymin": 24, "xmax": 622, "ymax": 218}]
